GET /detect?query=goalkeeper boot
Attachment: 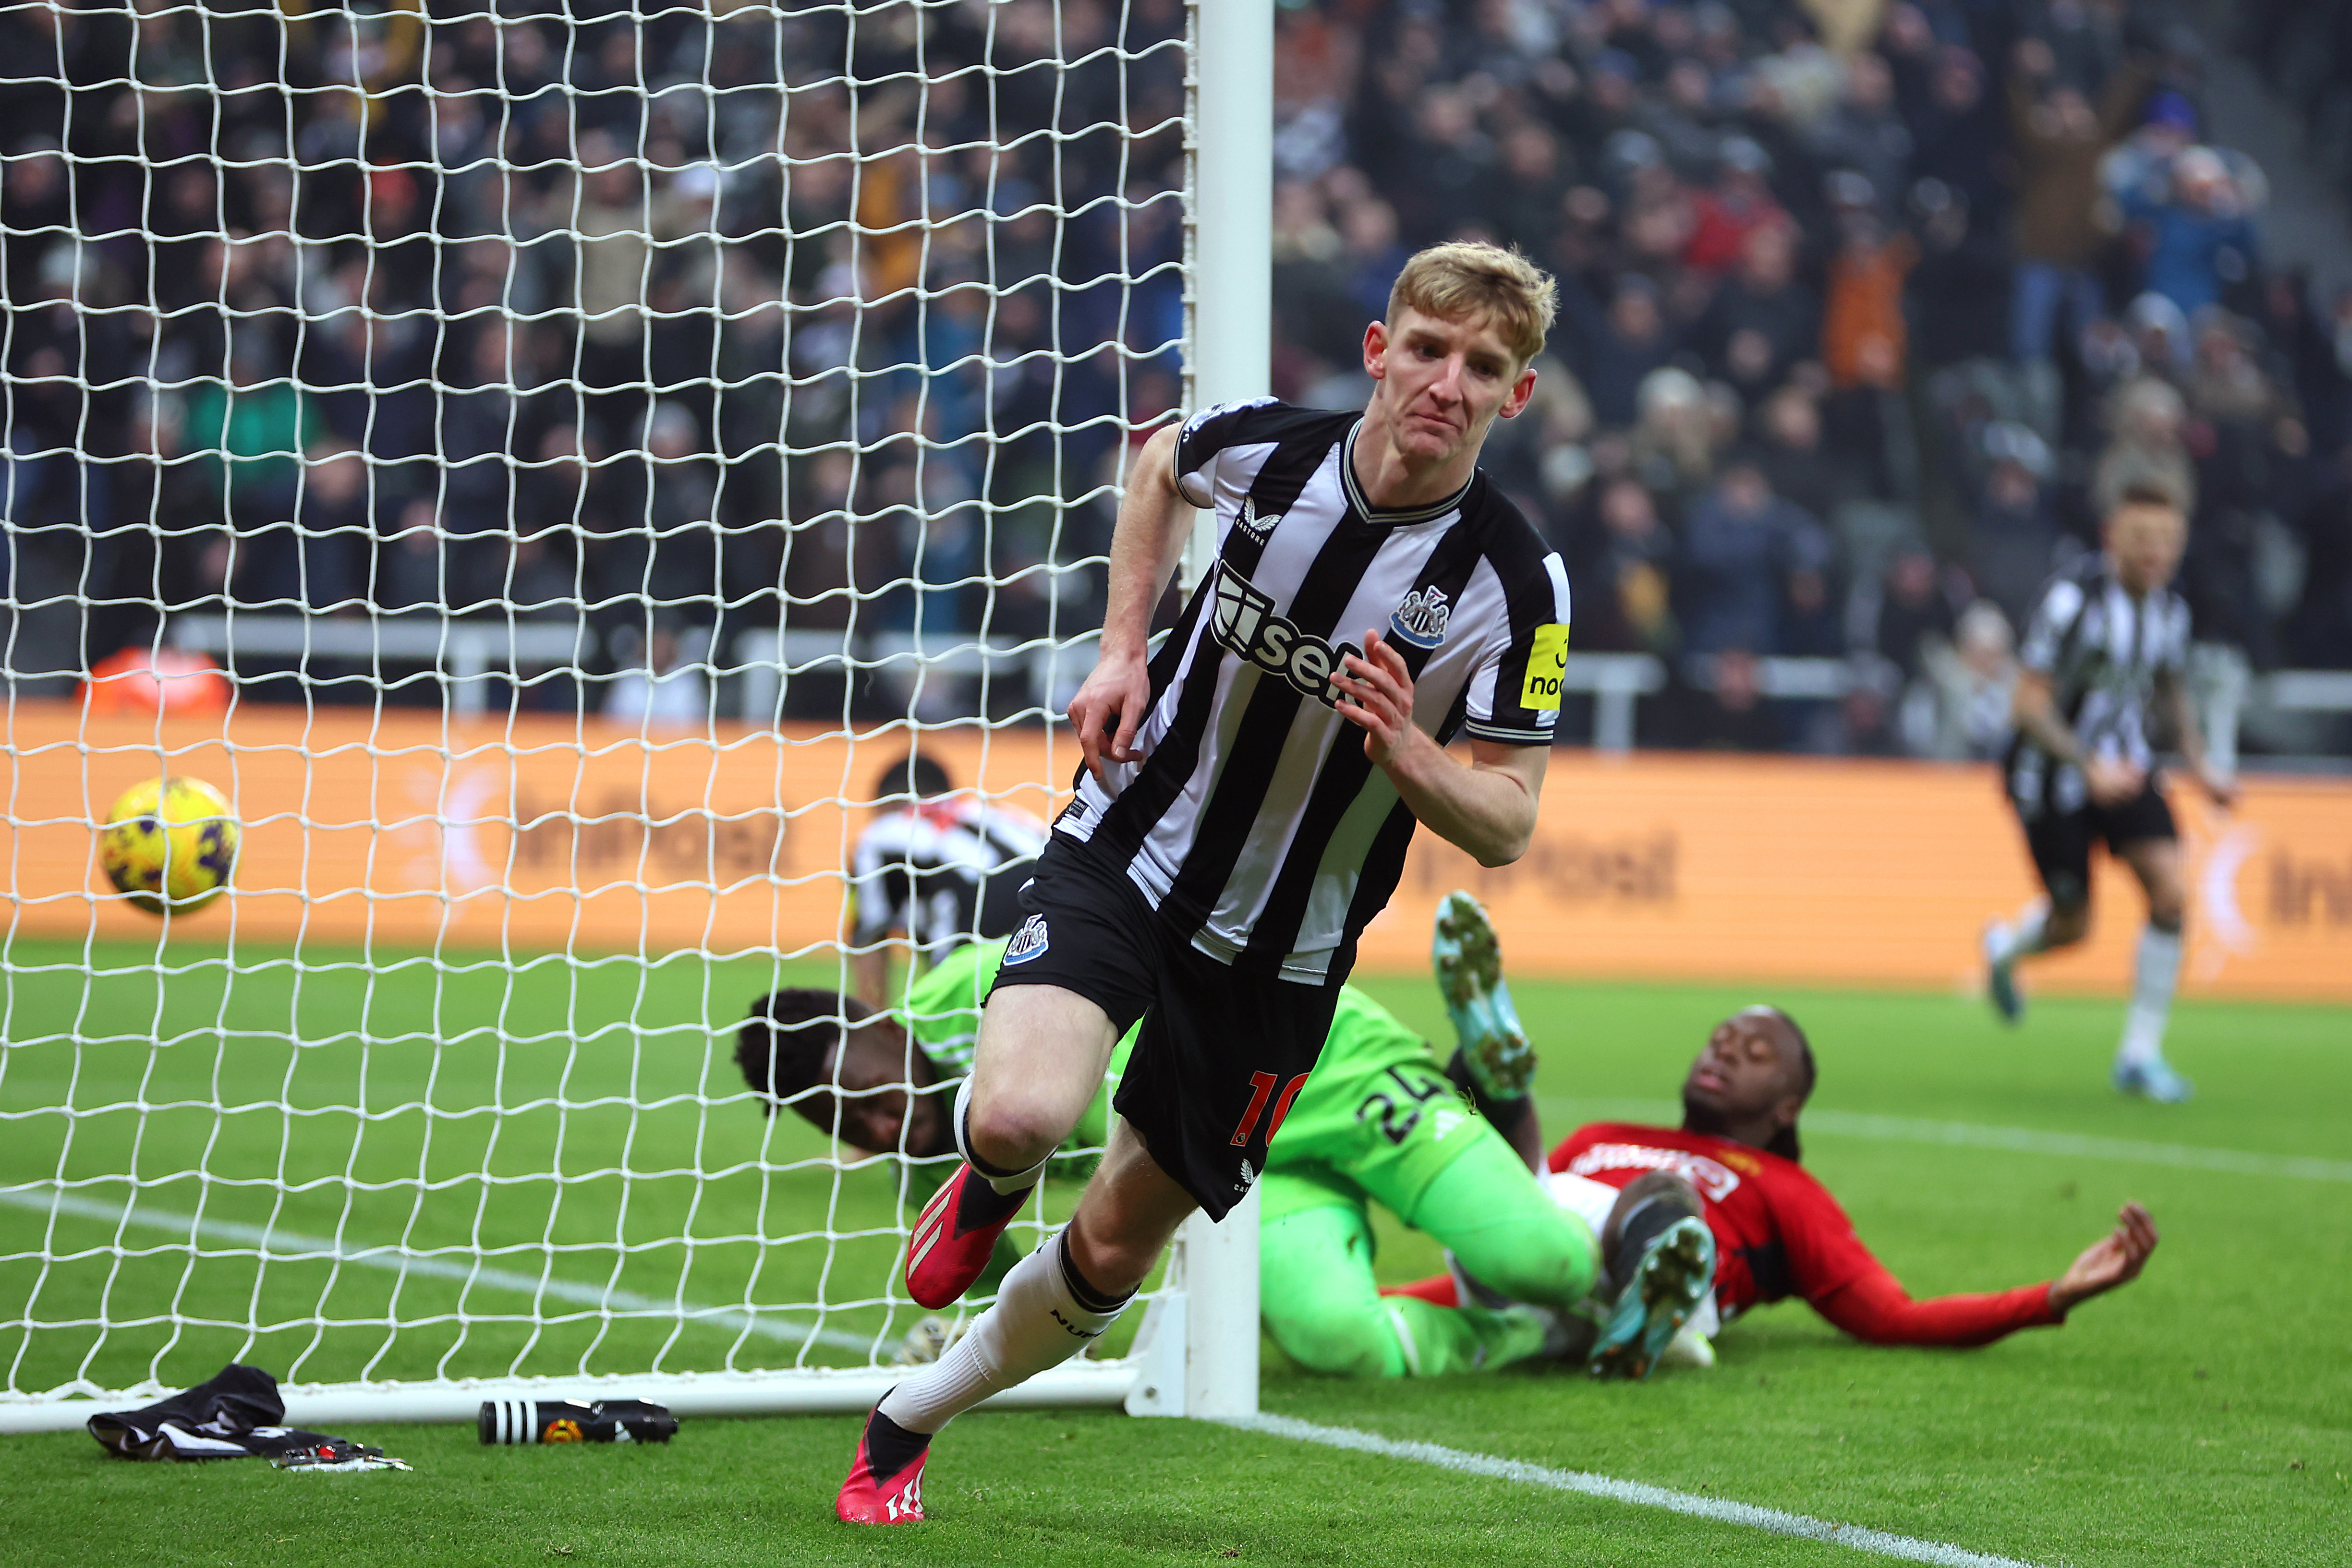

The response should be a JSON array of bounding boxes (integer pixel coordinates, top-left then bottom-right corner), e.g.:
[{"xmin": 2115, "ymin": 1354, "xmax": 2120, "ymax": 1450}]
[
  {"xmin": 836, "ymin": 1405, "xmax": 930, "ymax": 1525},
  {"xmin": 905, "ymin": 1164, "xmax": 1027, "ymax": 1310},
  {"xmin": 1433, "ymin": 892, "xmax": 1535, "ymax": 1102}
]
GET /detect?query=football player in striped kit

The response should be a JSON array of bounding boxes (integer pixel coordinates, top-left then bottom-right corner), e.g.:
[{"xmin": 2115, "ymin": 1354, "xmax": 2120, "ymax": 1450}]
[
  {"xmin": 1981, "ymin": 484, "xmax": 2237, "ymax": 1101},
  {"xmin": 836, "ymin": 241, "xmax": 1575, "ymax": 1523},
  {"xmin": 847, "ymin": 748, "xmax": 1048, "ymax": 1011}
]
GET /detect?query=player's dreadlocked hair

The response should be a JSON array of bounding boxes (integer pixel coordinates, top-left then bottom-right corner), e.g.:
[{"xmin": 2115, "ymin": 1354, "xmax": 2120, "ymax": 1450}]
[
  {"xmin": 1764, "ymin": 1008, "xmax": 1818, "ymax": 1163},
  {"xmin": 736, "ymin": 991, "xmax": 872, "ymax": 1112}
]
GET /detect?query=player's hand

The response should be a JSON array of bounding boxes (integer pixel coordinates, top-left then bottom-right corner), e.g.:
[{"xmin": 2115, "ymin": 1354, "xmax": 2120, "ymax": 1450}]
[
  {"xmin": 2049, "ymin": 1202, "xmax": 2159, "ymax": 1315},
  {"xmin": 1069, "ymin": 645, "xmax": 1153, "ymax": 784},
  {"xmin": 2083, "ymin": 756, "xmax": 2146, "ymax": 807},
  {"xmin": 1332, "ymin": 630, "xmax": 1422, "ymax": 769}
]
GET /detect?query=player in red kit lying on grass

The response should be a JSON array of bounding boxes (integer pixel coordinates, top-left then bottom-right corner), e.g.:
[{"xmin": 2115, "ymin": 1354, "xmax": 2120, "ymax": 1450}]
[{"xmin": 1390, "ymin": 1006, "xmax": 2159, "ymax": 1349}]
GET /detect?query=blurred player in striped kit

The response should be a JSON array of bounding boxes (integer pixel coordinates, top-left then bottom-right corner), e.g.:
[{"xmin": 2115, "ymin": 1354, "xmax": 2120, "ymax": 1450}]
[{"xmin": 1980, "ymin": 485, "xmax": 2236, "ymax": 1102}]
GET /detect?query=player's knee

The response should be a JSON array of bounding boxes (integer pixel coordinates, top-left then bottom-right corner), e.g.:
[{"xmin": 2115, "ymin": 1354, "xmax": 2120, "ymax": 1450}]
[
  {"xmin": 2043, "ymin": 903, "xmax": 2091, "ymax": 946},
  {"xmin": 963, "ymin": 1093, "xmax": 1068, "ymax": 1171},
  {"xmin": 1265, "ymin": 1302, "xmax": 1405, "ymax": 1379},
  {"xmin": 2148, "ymin": 906, "xmax": 2184, "ymax": 936}
]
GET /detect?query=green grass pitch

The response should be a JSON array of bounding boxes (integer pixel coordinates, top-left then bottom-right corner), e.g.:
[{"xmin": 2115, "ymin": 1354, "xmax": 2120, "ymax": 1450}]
[{"xmin": 1, "ymin": 937, "xmax": 2347, "ymax": 1566}]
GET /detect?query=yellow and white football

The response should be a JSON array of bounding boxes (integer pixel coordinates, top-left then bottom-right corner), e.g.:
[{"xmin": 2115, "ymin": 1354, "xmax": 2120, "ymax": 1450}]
[{"xmin": 98, "ymin": 775, "xmax": 240, "ymax": 916}]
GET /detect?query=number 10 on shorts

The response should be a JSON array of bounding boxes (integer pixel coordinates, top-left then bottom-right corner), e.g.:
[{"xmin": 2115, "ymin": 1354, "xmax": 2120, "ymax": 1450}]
[{"xmin": 1229, "ymin": 1071, "xmax": 1311, "ymax": 1147}]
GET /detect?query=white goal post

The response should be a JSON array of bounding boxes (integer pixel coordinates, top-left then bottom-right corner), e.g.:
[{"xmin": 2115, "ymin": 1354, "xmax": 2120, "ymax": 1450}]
[{"xmin": 0, "ymin": 0, "xmax": 1269, "ymax": 1434}]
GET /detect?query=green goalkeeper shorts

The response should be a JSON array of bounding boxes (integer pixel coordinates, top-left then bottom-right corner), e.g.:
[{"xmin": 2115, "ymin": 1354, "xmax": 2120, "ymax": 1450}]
[{"xmin": 1261, "ymin": 1056, "xmax": 1491, "ymax": 1230}]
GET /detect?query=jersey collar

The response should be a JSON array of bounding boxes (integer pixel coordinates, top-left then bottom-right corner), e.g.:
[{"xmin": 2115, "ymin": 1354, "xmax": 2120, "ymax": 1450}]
[{"xmin": 1342, "ymin": 419, "xmax": 1475, "ymax": 526}]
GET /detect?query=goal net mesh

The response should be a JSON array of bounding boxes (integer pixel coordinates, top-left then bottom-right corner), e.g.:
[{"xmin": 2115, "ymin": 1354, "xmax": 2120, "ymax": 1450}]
[{"xmin": 0, "ymin": 0, "xmax": 1188, "ymax": 1410}]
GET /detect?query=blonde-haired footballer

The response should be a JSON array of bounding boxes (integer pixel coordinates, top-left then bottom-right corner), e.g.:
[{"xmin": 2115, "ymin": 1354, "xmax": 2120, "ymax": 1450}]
[{"xmin": 833, "ymin": 242, "xmax": 1576, "ymax": 1524}]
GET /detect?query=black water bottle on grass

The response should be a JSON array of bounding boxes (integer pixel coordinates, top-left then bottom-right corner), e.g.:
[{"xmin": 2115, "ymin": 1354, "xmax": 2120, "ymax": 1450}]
[{"xmin": 478, "ymin": 1398, "xmax": 677, "ymax": 1445}]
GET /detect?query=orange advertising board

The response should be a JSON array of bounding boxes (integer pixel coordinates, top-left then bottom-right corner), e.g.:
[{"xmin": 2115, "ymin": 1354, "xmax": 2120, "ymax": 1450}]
[{"xmin": 4, "ymin": 702, "xmax": 2347, "ymax": 1000}]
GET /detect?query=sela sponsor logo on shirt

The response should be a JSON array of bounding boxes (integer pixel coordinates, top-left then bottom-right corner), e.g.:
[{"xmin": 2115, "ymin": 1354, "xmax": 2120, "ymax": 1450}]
[
  {"xmin": 1235, "ymin": 494, "xmax": 1282, "ymax": 542},
  {"xmin": 1209, "ymin": 562, "xmax": 1363, "ymax": 706},
  {"xmin": 1567, "ymin": 1142, "xmax": 1742, "ymax": 1203},
  {"xmin": 1387, "ymin": 584, "xmax": 1452, "ymax": 650},
  {"xmin": 1002, "ymin": 914, "xmax": 1050, "ymax": 965}
]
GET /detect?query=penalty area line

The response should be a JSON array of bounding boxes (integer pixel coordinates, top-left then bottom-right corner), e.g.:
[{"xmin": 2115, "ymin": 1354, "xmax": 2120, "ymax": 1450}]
[{"xmin": 1226, "ymin": 1413, "xmax": 2046, "ymax": 1568}]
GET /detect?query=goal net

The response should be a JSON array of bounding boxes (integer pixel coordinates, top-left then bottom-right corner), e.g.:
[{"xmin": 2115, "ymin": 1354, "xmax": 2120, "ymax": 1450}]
[{"xmin": 0, "ymin": 0, "xmax": 1262, "ymax": 1431}]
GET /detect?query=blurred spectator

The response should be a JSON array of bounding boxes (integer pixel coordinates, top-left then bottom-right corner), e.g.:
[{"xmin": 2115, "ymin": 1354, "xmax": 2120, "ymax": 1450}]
[
  {"xmin": 1670, "ymin": 647, "xmax": 1783, "ymax": 751},
  {"xmin": 2093, "ymin": 376, "xmax": 2197, "ymax": 519},
  {"xmin": 1565, "ymin": 274, "xmax": 1680, "ymax": 429},
  {"xmin": 2005, "ymin": 39, "xmax": 2154, "ymax": 368},
  {"xmin": 1678, "ymin": 458, "xmax": 1833, "ymax": 656},
  {"xmin": 1874, "ymin": 545, "xmax": 1961, "ymax": 681},
  {"xmin": 1910, "ymin": 598, "xmax": 2020, "ymax": 759},
  {"xmin": 1683, "ymin": 140, "xmax": 1787, "ymax": 275},
  {"xmin": 1823, "ymin": 210, "xmax": 1918, "ymax": 395},
  {"xmin": 183, "ymin": 330, "xmax": 319, "ymax": 531},
  {"xmin": 1575, "ymin": 477, "xmax": 1681, "ymax": 657},
  {"xmin": 1756, "ymin": 385, "xmax": 1842, "ymax": 521},
  {"xmin": 1696, "ymin": 222, "xmax": 1818, "ymax": 400},
  {"xmin": 1969, "ymin": 422, "xmax": 2064, "ymax": 628},
  {"xmin": 2123, "ymin": 146, "xmax": 2259, "ymax": 322},
  {"xmin": 1627, "ymin": 367, "xmax": 1723, "ymax": 511},
  {"xmin": 603, "ymin": 620, "xmax": 711, "ymax": 729}
]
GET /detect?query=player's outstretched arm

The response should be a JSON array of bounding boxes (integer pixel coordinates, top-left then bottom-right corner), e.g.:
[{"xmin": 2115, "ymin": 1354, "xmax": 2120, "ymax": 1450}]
[
  {"xmin": 1333, "ymin": 634, "xmax": 1547, "ymax": 867},
  {"xmin": 1070, "ymin": 423, "xmax": 1190, "ymax": 784},
  {"xmin": 2049, "ymin": 1202, "xmax": 2160, "ymax": 1314}
]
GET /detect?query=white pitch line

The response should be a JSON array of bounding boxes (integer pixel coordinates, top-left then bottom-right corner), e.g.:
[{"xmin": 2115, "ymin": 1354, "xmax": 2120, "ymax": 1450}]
[
  {"xmin": 0, "ymin": 1187, "xmax": 877, "ymax": 1354},
  {"xmin": 1547, "ymin": 1098, "xmax": 2352, "ymax": 1183},
  {"xmin": 1230, "ymin": 1413, "xmax": 2045, "ymax": 1568}
]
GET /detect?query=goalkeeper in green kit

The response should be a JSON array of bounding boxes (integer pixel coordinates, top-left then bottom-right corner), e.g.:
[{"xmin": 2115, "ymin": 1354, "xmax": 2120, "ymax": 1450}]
[{"xmin": 738, "ymin": 893, "xmax": 1715, "ymax": 1380}]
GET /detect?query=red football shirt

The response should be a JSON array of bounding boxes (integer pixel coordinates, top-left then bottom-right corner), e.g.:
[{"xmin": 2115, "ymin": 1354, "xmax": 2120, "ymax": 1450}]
[{"xmin": 1546, "ymin": 1122, "xmax": 2063, "ymax": 1347}]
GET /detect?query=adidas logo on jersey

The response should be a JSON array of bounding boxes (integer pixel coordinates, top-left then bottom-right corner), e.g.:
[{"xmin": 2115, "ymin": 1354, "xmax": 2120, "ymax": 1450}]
[
  {"xmin": 1388, "ymin": 585, "xmax": 1452, "ymax": 650},
  {"xmin": 1209, "ymin": 563, "xmax": 1362, "ymax": 706},
  {"xmin": 1236, "ymin": 495, "xmax": 1281, "ymax": 541},
  {"xmin": 1002, "ymin": 914, "xmax": 1050, "ymax": 965}
]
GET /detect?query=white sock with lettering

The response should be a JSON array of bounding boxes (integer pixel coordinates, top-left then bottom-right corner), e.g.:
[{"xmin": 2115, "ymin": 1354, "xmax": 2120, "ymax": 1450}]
[
  {"xmin": 877, "ymin": 1230, "xmax": 1129, "ymax": 1435},
  {"xmin": 1988, "ymin": 902, "xmax": 2051, "ymax": 965},
  {"xmin": 2117, "ymin": 925, "xmax": 2183, "ymax": 1069}
]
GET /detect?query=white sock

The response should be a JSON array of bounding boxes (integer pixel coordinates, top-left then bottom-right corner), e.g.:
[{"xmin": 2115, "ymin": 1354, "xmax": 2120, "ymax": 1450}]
[
  {"xmin": 954, "ymin": 1076, "xmax": 1050, "ymax": 1196},
  {"xmin": 877, "ymin": 1230, "xmax": 1128, "ymax": 1435},
  {"xmin": 2116, "ymin": 925, "xmax": 2182, "ymax": 1069},
  {"xmin": 1988, "ymin": 902, "xmax": 2050, "ymax": 965}
]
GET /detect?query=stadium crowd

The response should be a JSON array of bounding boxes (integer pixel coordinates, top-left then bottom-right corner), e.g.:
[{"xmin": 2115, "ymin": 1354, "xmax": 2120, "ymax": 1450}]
[{"xmin": 3, "ymin": 0, "xmax": 2350, "ymax": 753}]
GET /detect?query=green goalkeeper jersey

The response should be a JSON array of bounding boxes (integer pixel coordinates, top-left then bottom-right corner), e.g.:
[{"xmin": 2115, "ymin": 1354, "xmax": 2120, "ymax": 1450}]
[{"xmin": 905, "ymin": 941, "xmax": 1472, "ymax": 1199}]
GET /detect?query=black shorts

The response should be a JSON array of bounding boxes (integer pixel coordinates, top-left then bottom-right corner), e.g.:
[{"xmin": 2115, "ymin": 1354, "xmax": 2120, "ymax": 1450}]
[
  {"xmin": 2015, "ymin": 782, "xmax": 2176, "ymax": 908},
  {"xmin": 987, "ymin": 837, "xmax": 1342, "ymax": 1221}
]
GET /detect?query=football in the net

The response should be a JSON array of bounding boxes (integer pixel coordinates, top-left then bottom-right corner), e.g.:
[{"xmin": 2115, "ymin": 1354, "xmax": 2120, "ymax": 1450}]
[{"xmin": 98, "ymin": 776, "xmax": 240, "ymax": 916}]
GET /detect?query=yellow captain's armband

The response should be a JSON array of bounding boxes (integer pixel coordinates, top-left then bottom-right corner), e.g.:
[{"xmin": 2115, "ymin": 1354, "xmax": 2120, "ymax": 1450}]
[{"xmin": 1519, "ymin": 623, "xmax": 1571, "ymax": 711}]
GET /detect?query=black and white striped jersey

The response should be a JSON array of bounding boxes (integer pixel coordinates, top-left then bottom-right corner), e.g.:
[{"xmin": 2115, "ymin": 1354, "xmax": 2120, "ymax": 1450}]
[
  {"xmin": 2006, "ymin": 552, "xmax": 2191, "ymax": 817},
  {"xmin": 1057, "ymin": 398, "xmax": 1573, "ymax": 982},
  {"xmin": 849, "ymin": 798, "xmax": 1049, "ymax": 952}
]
